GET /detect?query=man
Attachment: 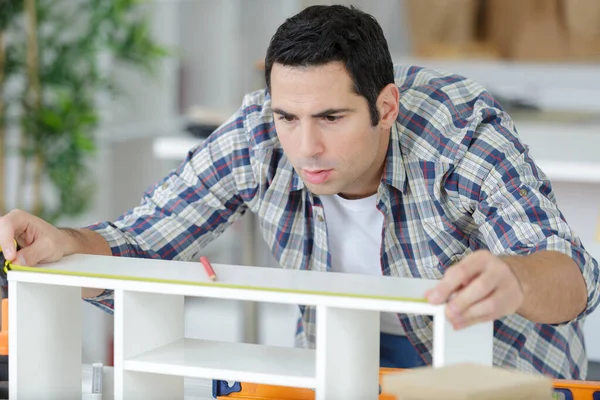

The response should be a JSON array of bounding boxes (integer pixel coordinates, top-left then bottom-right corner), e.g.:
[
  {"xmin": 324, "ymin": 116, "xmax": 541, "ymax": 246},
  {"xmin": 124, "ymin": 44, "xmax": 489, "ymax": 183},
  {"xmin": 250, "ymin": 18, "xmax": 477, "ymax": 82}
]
[{"xmin": 0, "ymin": 5, "xmax": 597, "ymax": 379}]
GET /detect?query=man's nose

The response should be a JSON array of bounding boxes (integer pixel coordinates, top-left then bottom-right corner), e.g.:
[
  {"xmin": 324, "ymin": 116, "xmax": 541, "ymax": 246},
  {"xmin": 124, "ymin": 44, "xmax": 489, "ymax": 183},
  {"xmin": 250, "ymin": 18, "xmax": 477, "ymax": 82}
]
[{"xmin": 298, "ymin": 123, "xmax": 324, "ymax": 158}]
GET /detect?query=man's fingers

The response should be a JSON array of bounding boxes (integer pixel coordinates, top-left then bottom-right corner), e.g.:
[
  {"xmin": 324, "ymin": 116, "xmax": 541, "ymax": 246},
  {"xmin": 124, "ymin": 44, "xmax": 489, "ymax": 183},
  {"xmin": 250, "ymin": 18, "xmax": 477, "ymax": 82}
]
[
  {"xmin": 0, "ymin": 210, "xmax": 25, "ymax": 261},
  {"xmin": 0, "ymin": 238, "xmax": 16, "ymax": 261},
  {"xmin": 447, "ymin": 264, "xmax": 499, "ymax": 315},
  {"xmin": 0, "ymin": 210, "xmax": 65, "ymax": 267},
  {"xmin": 448, "ymin": 291, "xmax": 498, "ymax": 329},
  {"xmin": 461, "ymin": 295, "xmax": 498, "ymax": 322},
  {"xmin": 14, "ymin": 241, "xmax": 46, "ymax": 266},
  {"xmin": 426, "ymin": 252, "xmax": 488, "ymax": 304}
]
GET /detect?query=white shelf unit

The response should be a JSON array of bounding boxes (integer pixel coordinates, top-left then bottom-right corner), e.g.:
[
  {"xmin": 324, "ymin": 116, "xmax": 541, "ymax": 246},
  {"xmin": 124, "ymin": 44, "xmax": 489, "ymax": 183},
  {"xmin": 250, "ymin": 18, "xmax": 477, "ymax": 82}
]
[{"xmin": 8, "ymin": 254, "xmax": 493, "ymax": 400}]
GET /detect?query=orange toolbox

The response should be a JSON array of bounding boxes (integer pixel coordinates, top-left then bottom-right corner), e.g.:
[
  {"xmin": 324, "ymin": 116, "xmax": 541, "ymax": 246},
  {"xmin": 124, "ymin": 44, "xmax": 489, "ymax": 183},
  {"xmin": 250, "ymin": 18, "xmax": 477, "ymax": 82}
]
[{"xmin": 213, "ymin": 368, "xmax": 600, "ymax": 399}]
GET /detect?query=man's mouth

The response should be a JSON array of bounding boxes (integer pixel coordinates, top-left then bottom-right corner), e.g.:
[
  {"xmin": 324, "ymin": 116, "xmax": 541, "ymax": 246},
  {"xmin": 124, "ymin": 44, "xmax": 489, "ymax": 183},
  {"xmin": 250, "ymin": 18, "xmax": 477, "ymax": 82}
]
[{"xmin": 303, "ymin": 169, "xmax": 333, "ymax": 184}]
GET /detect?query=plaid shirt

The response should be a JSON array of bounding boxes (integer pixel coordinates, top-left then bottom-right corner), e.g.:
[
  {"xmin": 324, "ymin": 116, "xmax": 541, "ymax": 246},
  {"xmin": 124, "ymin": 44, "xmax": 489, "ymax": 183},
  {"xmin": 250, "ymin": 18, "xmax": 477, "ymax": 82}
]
[{"xmin": 87, "ymin": 65, "xmax": 599, "ymax": 380}]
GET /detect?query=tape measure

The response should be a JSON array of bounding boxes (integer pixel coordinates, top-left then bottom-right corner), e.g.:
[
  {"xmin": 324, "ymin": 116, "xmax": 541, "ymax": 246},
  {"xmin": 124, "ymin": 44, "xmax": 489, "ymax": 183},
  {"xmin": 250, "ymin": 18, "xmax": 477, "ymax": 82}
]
[{"xmin": 0, "ymin": 240, "xmax": 19, "ymax": 284}]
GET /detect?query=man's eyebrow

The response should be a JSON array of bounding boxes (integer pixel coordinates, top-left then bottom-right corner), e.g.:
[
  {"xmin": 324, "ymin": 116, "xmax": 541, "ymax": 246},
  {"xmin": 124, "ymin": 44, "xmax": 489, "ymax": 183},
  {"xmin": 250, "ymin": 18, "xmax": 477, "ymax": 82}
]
[
  {"xmin": 311, "ymin": 108, "xmax": 355, "ymax": 118},
  {"xmin": 272, "ymin": 108, "xmax": 295, "ymax": 118},
  {"xmin": 272, "ymin": 107, "xmax": 356, "ymax": 119}
]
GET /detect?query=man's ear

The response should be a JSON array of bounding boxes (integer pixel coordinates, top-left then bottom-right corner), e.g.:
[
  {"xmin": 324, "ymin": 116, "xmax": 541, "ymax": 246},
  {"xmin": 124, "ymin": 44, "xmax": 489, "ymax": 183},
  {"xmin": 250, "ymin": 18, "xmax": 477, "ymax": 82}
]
[{"xmin": 377, "ymin": 83, "xmax": 399, "ymax": 129}]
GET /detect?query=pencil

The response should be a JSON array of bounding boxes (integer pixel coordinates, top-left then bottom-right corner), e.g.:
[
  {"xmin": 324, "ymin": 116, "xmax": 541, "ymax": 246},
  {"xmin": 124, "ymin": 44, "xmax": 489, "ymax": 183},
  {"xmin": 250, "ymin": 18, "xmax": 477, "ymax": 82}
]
[{"xmin": 200, "ymin": 256, "xmax": 217, "ymax": 281}]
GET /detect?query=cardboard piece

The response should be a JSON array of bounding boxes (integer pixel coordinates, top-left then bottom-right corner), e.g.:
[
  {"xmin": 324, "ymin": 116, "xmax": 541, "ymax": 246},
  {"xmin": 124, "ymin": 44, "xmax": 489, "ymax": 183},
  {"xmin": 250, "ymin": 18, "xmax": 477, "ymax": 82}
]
[
  {"xmin": 405, "ymin": 0, "xmax": 600, "ymax": 61},
  {"xmin": 404, "ymin": 0, "xmax": 500, "ymax": 60},
  {"xmin": 381, "ymin": 363, "xmax": 553, "ymax": 400},
  {"xmin": 485, "ymin": 0, "xmax": 600, "ymax": 61}
]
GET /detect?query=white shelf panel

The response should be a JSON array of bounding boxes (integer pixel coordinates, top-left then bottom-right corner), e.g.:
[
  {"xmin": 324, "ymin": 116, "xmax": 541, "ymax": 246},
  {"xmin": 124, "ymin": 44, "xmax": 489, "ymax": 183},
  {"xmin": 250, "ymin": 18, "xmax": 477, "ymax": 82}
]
[
  {"xmin": 124, "ymin": 338, "xmax": 316, "ymax": 388},
  {"xmin": 153, "ymin": 136, "xmax": 203, "ymax": 160},
  {"xmin": 392, "ymin": 57, "xmax": 600, "ymax": 113},
  {"xmin": 9, "ymin": 254, "xmax": 440, "ymax": 314},
  {"xmin": 11, "ymin": 269, "xmax": 441, "ymax": 316},
  {"xmin": 535, "ymin": 160, "xmax": 600, "ymax": 184}
]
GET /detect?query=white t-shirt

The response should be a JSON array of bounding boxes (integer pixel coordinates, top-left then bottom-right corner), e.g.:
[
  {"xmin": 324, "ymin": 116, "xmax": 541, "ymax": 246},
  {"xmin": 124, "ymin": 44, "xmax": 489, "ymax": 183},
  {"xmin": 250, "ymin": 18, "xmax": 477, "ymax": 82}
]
[{"xmin": 319, "ymin": 193, "xmax": 405, "ymax": 335}]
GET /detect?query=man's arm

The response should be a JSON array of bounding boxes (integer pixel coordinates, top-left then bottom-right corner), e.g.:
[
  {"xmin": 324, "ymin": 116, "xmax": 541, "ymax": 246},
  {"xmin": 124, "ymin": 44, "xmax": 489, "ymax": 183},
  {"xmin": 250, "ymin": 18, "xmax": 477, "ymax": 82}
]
[
  {"xmin": 427, "ymin": 249, "xmax": 588, "ymax": 329},
  {"xmin": 426, "ymin": 108, "xmax": 599, "ymax": 329},
  {"xmin": 61, "ymin": 228, "xmax": 112, "ymax": 257},
  {"xmin": 79, "ymin": 109, "xmax": 255, "ymax": 307},
  {"xmin": 503, "ymin": 250, "xmax": 587, "ymax": 324},
  {"xmin": 0, "ymin": 101, "xmax": 257, "ymax": 306}
]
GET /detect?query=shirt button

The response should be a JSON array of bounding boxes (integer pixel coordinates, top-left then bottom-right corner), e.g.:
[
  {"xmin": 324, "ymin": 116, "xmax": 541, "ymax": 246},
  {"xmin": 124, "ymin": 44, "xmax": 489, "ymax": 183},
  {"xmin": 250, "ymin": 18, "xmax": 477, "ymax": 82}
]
[
  {"xmin": 519, "ymin": 188, "xmax": 528, "ymax": 197},
  {"xmin": 317, "ymin": 215, "xmax": 324, "ymax": 222}
]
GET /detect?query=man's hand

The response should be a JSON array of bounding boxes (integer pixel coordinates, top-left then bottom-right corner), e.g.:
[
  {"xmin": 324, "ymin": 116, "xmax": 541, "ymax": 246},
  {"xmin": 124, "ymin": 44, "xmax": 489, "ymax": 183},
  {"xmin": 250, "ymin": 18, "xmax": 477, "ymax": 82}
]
[
  {"xmin": 0, "ymin": 209, "xmax": 112, "ymax": 299},
  {"xmin": 0, "ymin": 209, "xmax": 78, "ymax": 266},
  {"xmin": 425, "ymin": 250, "xmax": 524, "ymax": 330}
]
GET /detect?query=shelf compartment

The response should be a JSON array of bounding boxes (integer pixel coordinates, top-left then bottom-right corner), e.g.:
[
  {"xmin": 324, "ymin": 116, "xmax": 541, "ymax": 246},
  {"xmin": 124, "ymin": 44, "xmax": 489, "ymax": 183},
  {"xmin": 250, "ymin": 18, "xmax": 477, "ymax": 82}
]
[{"xmin": 124, "ymin": 338, "xmax": 316, "ymax": 388}]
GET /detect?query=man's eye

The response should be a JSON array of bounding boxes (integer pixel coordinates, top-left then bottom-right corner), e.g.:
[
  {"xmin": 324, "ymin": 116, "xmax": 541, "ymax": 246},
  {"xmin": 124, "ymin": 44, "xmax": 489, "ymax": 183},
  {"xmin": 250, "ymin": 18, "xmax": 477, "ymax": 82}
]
[
  {"xmin": 325, "ymin": 115, "xmax": 342, "ymax": 122},
  {"xmin": 278, "ymin": 115, "xmax": 295, "ymax": 122}
]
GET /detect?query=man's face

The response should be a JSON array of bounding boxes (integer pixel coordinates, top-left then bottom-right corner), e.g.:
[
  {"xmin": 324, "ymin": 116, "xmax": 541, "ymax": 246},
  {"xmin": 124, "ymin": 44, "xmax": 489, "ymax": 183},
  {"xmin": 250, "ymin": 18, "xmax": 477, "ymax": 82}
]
[{"xmin": 270, "ymin": 62, "xmax": 396, "ymax": 199}]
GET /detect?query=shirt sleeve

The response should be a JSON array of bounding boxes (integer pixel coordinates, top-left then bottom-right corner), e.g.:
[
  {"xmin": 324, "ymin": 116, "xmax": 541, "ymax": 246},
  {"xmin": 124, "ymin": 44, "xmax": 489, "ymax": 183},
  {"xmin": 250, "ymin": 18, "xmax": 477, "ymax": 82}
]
[
  {"xmin": 83, "ymin": 106, "xmax": 256, "ymax": 313},
  {"xmin": 461, "ymin": 108, "xmax": 600, "ymax": 324}
]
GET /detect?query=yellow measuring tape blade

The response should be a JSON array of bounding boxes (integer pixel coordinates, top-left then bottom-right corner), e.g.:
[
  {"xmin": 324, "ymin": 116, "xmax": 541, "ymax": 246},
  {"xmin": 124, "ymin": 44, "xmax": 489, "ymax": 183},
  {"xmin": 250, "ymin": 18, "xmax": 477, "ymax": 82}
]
[{"xmin": 8, "ymin": 263, "xmax": 427, "ymax": 303}]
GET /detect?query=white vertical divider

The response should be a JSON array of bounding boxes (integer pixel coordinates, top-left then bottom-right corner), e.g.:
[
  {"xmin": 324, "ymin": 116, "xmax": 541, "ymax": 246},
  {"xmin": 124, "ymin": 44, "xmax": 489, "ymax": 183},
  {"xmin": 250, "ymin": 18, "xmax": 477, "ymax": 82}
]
[
  {"xmin": 432, "ymin": 306, "xmax": 494, "ymax": 367},
  {"xmin": 114, "ymin": 289, "xmax": 185, "ymax": 400},
  {"xmin": 9, "ymin": 281, "xmax": 82, "ymax": 400},
  {"xmin": 315, "ymin": 305, "xmax": 380, "ymax": 400}
]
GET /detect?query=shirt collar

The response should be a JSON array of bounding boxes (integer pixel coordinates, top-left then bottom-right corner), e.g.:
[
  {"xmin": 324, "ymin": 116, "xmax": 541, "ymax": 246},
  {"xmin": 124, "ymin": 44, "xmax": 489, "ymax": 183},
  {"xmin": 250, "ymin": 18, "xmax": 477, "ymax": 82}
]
[
  {"xmin": 381, "ymin": 122, "xmax": 408, "ymax": 194},
  {"xmin": 289, "ymin": 162, "xmax": 304, "ymax": 192}
]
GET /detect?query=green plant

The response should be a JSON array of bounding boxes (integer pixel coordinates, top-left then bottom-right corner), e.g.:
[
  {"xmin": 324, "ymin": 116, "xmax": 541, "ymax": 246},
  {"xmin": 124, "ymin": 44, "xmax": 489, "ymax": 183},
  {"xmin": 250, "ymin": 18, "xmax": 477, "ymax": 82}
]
[{"xmin": 0, "ymin": 0, "xmax": 168, "ymax": 223}]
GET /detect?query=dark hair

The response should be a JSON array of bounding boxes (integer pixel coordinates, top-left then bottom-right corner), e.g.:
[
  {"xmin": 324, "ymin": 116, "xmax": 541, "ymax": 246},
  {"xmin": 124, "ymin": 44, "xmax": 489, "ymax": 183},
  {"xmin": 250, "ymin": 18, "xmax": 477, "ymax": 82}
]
[{"xmin": 265, "ymin": 5, "xmax": 395, "ymax": 126}]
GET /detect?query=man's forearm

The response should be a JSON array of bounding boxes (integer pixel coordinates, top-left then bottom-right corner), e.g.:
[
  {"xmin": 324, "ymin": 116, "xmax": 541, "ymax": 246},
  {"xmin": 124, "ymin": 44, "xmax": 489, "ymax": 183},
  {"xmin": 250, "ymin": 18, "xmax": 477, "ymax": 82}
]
[
  {"xmin": 61, "ymin": 228, "xmax": 112, "ymax": 257},
  {"xmin": 503, "ymin": 250, "xmax": 587, "ymax": 324}
]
